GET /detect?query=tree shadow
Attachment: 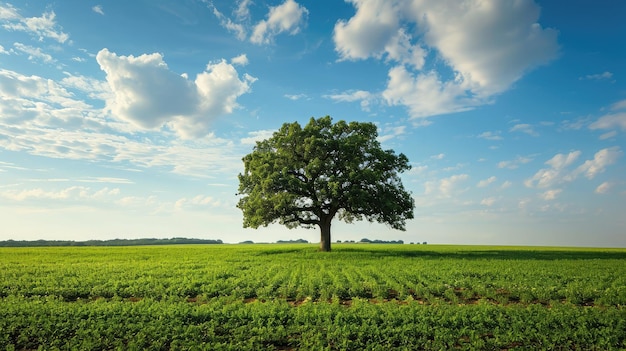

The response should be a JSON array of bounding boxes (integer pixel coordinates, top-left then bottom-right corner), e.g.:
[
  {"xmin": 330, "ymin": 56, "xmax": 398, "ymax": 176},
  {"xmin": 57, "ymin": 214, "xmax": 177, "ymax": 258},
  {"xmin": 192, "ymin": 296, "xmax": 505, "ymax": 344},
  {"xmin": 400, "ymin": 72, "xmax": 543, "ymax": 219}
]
[{"xmin": 334, "ymin": 247, "xmax": 626, "ymax": 261}]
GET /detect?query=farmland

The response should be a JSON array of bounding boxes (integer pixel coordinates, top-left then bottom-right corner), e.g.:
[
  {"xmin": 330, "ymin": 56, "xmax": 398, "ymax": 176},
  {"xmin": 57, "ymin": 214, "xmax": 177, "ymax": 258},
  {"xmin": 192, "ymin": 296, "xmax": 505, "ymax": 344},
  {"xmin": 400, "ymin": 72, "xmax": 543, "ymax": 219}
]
[{"xmin": 1, "ymin": 244, "xmax": 625, "ymax": 350}]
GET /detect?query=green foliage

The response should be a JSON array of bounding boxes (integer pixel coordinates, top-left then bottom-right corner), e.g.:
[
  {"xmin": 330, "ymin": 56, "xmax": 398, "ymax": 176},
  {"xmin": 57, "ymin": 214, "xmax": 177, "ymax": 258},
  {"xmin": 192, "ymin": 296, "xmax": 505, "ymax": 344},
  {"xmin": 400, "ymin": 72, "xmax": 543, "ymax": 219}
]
[
  {"xmin": 1, "ymin": 244, "xmax": 626, "ymax": 350},
  {"xmin": 237, "ymin": 116, "xmax": 414, "ymax": 250}
]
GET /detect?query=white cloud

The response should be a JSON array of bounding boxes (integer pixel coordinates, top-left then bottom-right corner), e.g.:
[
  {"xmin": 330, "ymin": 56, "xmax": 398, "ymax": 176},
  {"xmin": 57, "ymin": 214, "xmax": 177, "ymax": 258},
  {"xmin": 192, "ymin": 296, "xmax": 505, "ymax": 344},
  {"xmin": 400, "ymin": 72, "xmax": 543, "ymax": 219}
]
[
  {"xmin": 545, "ymin": 151, "xmax": 581, "ymax": 170},
  {"xmin": 0, "ymin": 4, "xmax": 69, "ymax": 43},
  {"xmin": 334, "ymin": 1, "xmax": 425, "ymax": 69},
  {"xmin": 377, "ymin": 125, "xmax": 406, "ymax": 143},
  {"xmin": 480, "ymin": 197, "xmax": 496, "ymax": 206},
  {"xmin": 0, "ymin": 68, "xmax": 249, "ymax": 181},
  {"xmin": 284, "ymin": 93, "xmax": 307, "ymax": 101},
  {"xmin": 382, "ymin": 67, "xmax": 476, "ymax": 118},
  {"xmin": 334, "ymin": 0, "xmax": 558, "ymax": 119},
  {"xmin": 175, "ymin": 195, "xmax": 222, "ymax": 209},
  {"xmin": 525, "ymin": 151, "xmax": 580, "ymax": 188},
  {"xmin": 231, "ymin": 53, "xmax": 248, "ymax": 66},
  {"xmin": 510, "ymin": 123, "xmax": 538, "ymax": 136},
  {"xmin": 13, "ymin": 42, "xmax": 54, "ymax": 63},
  {"xmin": 425, "ymin": 174, "xmax": 468, "ymax": 198},
  {"xmin": 235, "ymin": 0, "xmax": 253, "ymax": 21},
  {"xmin": 240, "ymin": 130, "xmax": 276, "ymax": 145},
  {"xmin": 500, "ymin": 180, "xmax": 513, "ymax": 190},
  {"xmin": 595, "ymin": 181, "xmax": 612, "ymax": 194},
  {"xmin": 574, "ymin": 147, "xmax": 622, "ymax": 180},
  {"xmin": 0, "ymin": 186, "xmax": 120, "ymax": 202},
  {"xmin": 525, "ymin": 148, "xmax": 621, "ymax": 188},
  {"xmin": 92, "ymin": 5, "xmax": 105, "ymax": 16},
  {"xmin": 497, "ymin": 155, "xmax": 533, "ymax": 170},
  {"xmin": 250, "ymin": 0, "xmax": 308, "ymax": 45},
  {"xmin": 579, "ymin": 71, "xmax": 612, "ymax": 81},
  {"xmin": 590, "ymin": 112, "xmax": 626, "ymax": 132},
  {"xmin": 325, "ymin": 90, "xmax": 374, "ymax": 111},
  {"xmin": 0, "ymin": 44, "xmax": 7, "ymax": 54},
  {"xmin": 540, "ymin": 189, "xmax": 562, "ymax": 201},
  {"xmin": 211, "ymin": 6, "xmax": 247, "ymax": 41},
  {"xmin": 96, "ymin": 49, "xmax": 256, "ymax": 138},
  {"xmin": 590, "ymin": 100, "xmax": 626, "ymax": 134},
  {"xmin": 477, "ymin": 131, "xmax": 503, "ymax": 141},
  {"xmin": 599, "ymin": 131, "xmax": 618, "ymax": 140},
  {"xmin": 430, "ymin": 153, "xmax": 445, "ymax": 160},
  {"xmin": 477, "ymin": 176, "xmax": 496, "ymax": 188},
  {"xmin": 611, "ymin": 99, "xmax": 626, "ymax": 111}
]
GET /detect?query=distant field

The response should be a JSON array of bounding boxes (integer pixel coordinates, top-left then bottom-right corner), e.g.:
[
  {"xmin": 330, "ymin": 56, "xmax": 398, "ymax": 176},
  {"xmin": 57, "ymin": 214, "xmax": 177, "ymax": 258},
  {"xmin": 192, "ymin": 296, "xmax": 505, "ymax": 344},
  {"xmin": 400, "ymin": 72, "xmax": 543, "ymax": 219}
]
[{"xmin": 1, "ymin": 244, "xmax": 625, "ymax": 350}]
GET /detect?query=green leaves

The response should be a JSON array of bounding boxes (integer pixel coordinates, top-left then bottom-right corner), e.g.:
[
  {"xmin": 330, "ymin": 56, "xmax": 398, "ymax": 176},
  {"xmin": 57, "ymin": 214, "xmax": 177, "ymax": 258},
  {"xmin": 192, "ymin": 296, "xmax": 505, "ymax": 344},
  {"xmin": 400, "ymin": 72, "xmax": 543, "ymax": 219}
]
[{"xmin": 237, "ymin": 116, "xmax": 415, "ymax": 248}]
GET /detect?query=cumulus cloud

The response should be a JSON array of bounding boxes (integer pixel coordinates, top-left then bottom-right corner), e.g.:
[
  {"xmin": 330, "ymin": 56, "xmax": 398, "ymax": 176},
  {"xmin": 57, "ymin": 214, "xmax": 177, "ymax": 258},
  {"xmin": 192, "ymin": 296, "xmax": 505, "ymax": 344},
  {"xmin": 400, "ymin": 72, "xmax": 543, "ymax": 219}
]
[
  {"xmin": 231, "ymin": 54, "xmax": 249, "ymax": 66},
  {"xmin": 334, "ymin": 1, "xmax": 425, "ymax": 70},
  {"xmin": 96, "ymin": 49, "xmax": 256, "ymax": 138},
  {"xmin": 250, "ymin": 0, "xmax": 308, "ymax": 44},
  {"xmin": 525, "ymin": 148, "xmax": 621, "ymax": 188},
  {"xmin": 0, "ymin": 4, "xmax": 69, "ymax": 43},
  {"xmin": 334, "ymin": 0, "xmax": 559, "ymax": 119}
]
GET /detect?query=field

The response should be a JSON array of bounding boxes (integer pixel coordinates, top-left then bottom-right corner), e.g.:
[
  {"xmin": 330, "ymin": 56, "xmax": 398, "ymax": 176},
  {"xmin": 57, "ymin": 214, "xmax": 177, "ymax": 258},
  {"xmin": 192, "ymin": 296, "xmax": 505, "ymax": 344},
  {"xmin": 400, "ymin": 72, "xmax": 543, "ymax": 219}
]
[{"xmin": 1, "ymin": 244, "xmax": 625, "ymax": 350}]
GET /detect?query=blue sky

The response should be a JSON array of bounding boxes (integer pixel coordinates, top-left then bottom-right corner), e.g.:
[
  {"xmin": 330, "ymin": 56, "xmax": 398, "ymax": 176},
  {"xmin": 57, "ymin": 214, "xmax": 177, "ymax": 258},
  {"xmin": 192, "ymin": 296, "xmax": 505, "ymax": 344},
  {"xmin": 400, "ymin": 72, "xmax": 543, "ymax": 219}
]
[{"xmin": 1, "ymin": 0, "xmax": 625, "ymax": 246}]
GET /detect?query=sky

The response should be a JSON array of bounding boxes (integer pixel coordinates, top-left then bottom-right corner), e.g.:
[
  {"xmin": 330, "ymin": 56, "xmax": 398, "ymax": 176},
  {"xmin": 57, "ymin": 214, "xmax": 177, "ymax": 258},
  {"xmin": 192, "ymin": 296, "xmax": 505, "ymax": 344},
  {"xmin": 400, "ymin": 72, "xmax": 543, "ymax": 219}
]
[{"xmin": 1, "ymin": 0, "xmax": 625, "ymax": 247}]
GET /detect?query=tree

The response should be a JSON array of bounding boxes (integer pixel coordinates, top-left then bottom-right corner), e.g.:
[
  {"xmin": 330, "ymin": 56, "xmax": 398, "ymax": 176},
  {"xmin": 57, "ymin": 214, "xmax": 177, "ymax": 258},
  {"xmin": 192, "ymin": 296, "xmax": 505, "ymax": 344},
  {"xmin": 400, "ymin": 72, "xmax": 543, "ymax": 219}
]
[{"xmin": 237, "ymin": 116, "xmax": 415, "ymax": 252}]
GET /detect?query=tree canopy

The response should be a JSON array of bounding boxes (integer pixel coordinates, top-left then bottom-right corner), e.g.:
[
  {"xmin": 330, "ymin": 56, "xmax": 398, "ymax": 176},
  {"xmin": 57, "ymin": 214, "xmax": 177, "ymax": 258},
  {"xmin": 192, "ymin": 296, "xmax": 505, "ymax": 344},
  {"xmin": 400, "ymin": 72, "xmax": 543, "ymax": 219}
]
[{"xmin": 237, "ymin": 116, "xmax": 414, "ymax": 251}]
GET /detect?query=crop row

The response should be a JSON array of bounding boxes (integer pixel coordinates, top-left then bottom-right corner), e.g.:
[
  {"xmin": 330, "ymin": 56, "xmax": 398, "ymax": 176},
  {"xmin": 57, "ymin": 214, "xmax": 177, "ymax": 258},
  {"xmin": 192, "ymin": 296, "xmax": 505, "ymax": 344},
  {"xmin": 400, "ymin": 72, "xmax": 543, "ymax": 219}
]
[
  {"xmin": 2, "ymin": 296, "xmax": 625, "ymax": 350},
  {"xmin": 1, "ymin": 245, "xmax": 625, "ymax": 306}
]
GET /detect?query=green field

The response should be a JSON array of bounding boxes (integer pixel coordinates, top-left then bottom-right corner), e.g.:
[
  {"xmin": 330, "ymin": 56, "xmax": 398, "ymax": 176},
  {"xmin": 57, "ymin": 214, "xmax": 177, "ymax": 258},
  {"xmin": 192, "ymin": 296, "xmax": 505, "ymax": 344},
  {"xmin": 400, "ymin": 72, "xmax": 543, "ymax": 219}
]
[{"xmin": 1, "ymin": 244, "xmax": 625, "ymax": 350}]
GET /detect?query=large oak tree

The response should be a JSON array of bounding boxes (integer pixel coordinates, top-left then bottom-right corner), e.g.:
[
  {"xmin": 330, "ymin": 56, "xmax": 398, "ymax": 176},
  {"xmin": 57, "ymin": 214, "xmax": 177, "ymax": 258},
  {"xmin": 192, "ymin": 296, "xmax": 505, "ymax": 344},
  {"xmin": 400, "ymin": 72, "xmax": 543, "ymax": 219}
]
[{"xmin": 237, "ymin": 116, "xmax": 414, "ymax": 251}]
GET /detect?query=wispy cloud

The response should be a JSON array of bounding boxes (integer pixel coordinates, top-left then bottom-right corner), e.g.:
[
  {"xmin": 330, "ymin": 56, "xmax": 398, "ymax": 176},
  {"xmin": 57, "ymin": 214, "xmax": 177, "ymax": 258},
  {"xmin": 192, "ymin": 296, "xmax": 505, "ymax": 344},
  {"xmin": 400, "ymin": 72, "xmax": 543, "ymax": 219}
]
[
  {"xmin": 497, "ymin": 155, "xmax": 533, "ymax": 170},
  {"xmin": 92, "ymin": 5, "xmax": 105, "ymax": 16},
  {"xmin": 510, "ymin": 123, "xmax": 538, "ymax": 136},
  {"xmin": 477, "ymin": 176, "xmax": 497, "ymax": 188},
  {"xmin": 477, "ymin": 131, "xmax": 503, "ymax": 141},
  {"xmin": 284, "ymin": 93, "xmax": 307, "ymax": 101},
  {"xmin": 12, "ymin": 42, "xmax": 54, "ymax": 63},
  {"xmin": 0, "ymin": 4, "xmax": 69, "ymax": 43},
  {"xmin": 579, "ymin": 71, "xmax": 613, "ymax": 81}
]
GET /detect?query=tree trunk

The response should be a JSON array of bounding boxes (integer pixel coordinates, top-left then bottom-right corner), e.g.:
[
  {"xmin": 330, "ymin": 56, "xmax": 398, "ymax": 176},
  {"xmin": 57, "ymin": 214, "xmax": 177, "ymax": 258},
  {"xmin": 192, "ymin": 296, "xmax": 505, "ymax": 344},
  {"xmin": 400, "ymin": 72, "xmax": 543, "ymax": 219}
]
[{"xmin": 319, "ymin": 218, "xmax": 331, "ymax": 252}]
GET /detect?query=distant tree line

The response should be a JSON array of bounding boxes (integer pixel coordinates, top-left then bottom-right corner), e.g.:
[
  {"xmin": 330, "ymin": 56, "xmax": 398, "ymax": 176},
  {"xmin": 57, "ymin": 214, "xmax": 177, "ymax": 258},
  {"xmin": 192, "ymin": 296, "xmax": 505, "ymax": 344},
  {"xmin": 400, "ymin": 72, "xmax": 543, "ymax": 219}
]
[
  {"xmin": 0, "ymin": 238, "xmax": 223, "ymax": 247},
  {"xmin": 276, "ymin": 239, "xmax": 309, "ymax": 244},
  {"xmin": 336, "ymin": 238, "xmax": 409, "ymax": 244}
]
